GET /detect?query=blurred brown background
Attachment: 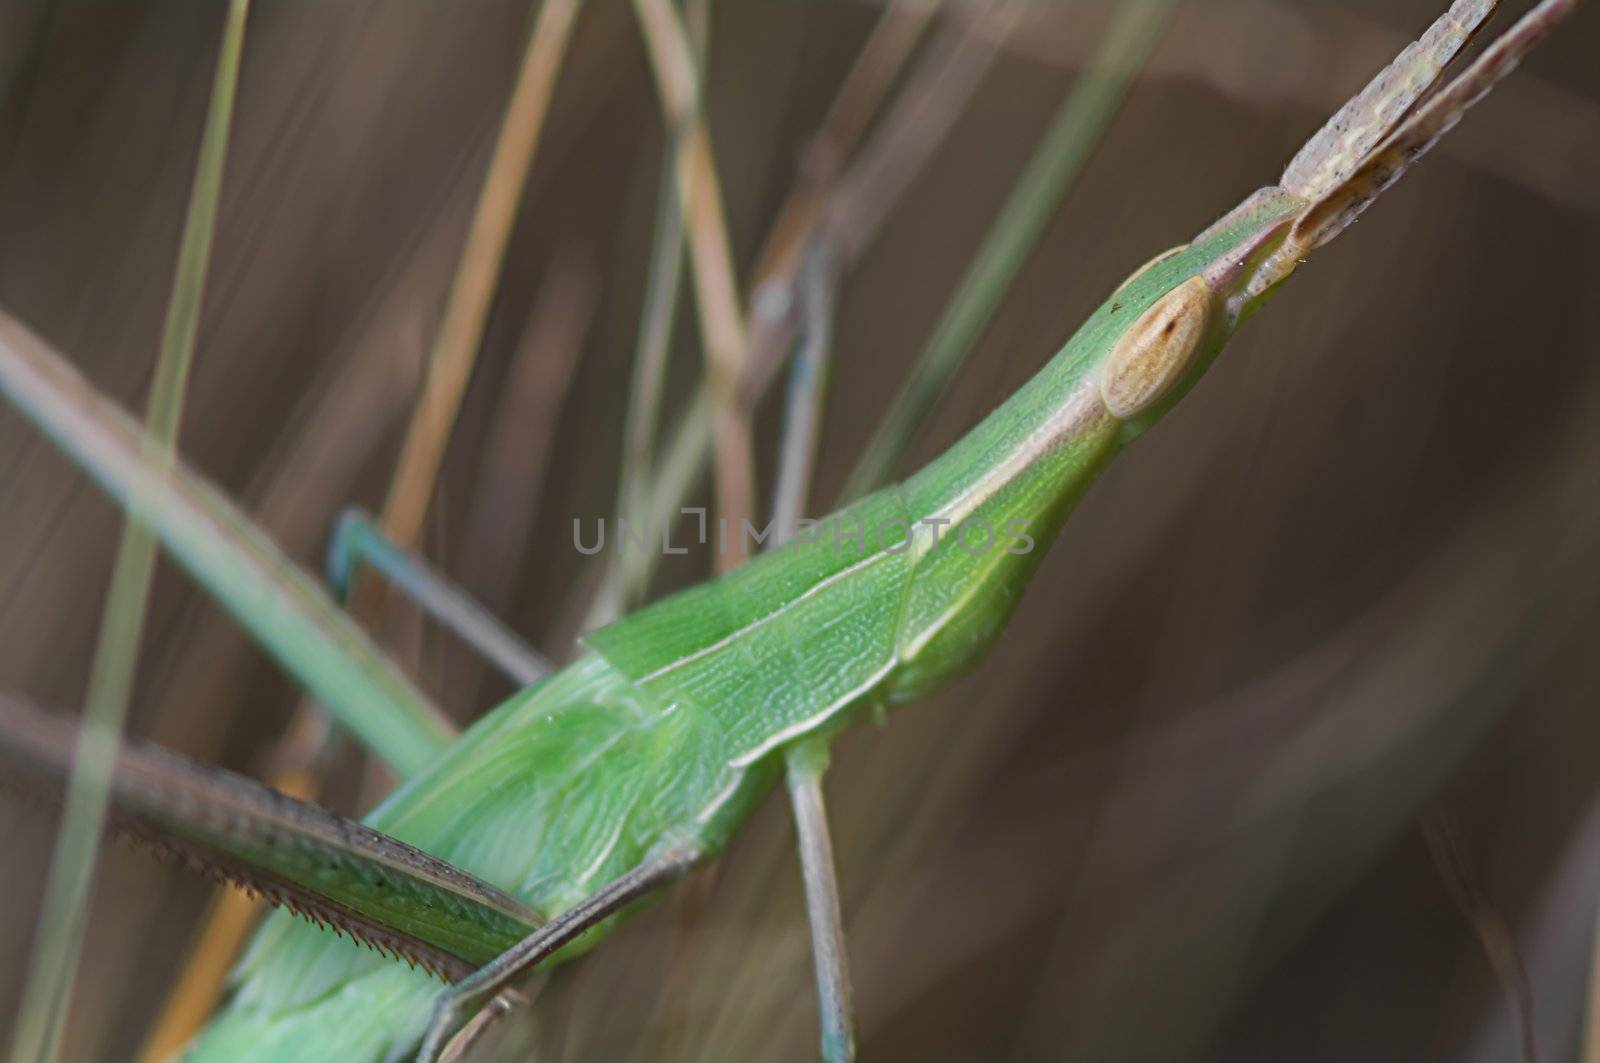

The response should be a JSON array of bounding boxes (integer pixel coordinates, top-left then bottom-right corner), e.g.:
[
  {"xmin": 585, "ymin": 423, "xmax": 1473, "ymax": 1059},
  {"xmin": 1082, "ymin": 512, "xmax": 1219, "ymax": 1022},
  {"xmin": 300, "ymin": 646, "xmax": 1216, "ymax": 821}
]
[{"xmin": 1, "ymin": 1, "xmax": 1598, "ymax": 1060}]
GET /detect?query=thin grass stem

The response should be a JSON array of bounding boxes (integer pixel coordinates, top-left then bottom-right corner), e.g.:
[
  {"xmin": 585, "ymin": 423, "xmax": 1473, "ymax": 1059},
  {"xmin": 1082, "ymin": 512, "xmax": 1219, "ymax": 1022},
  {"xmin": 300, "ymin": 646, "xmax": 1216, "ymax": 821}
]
[
  {"xmin": 600, "ymin": 87, "xmax": 692, "ymax": 627},
  {"xmin": 842, "ymin": 0, "xmax": 1181, "ymax": 500},
  {"xmin": 9, "ymin": 4, "xmax": 250, "ymax": 1060},
  {"xmin": 376, "ymin": 0, "xmax": 584, "ymax": 556},
  {"xmin": 771, "ymin": 245, "xmax": 840, "ymax": 544},
  {"xmin": 573, "ymin": 5, "xmax": 986, "ymax": 629},
  {"xmin": 631, "ymin": 0, "xmax": 754, "ymax": 572}
]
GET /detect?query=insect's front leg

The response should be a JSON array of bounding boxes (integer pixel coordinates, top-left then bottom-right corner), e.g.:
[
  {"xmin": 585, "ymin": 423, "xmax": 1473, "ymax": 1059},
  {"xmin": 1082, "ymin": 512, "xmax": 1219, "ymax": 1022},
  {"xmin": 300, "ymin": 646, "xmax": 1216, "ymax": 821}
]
[
  {"xmin": 325, "ymin": 506, "xmax": 551, "ymax": 685},
  {"xmin": 785, "ymin": 734, "xmax": 857, "ymax": 1063},
  {"xmin": 417, "ymin": 844, "xmax": 702, "ymax": 1063}
]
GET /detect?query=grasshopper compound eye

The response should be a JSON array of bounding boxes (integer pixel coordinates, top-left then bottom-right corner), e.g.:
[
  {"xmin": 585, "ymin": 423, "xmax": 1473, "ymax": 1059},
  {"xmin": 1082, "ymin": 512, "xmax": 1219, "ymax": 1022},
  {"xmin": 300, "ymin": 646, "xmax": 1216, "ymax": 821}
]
[{"xmin": 1099, "ymin": 276, "xmax": 1216, "ymax": 420}]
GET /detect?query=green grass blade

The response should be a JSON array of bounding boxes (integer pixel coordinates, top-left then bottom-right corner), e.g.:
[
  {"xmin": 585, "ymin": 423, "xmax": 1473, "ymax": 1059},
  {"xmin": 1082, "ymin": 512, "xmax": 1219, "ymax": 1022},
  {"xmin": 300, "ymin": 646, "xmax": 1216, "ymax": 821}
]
[
  {"xmin": 841, "ymin": 0, "xmax": 1181, "ymax": 500},
  {"xmin": 0, "ymin": 0, "xmax": 454, "ymax": 780},
  {"xmin": 0, "ymin": 310, "xmax": 454, "ymax": 773},
  {"xmin": 7, "ymin": 5, "xmax": 252, "ymax": 1060}
]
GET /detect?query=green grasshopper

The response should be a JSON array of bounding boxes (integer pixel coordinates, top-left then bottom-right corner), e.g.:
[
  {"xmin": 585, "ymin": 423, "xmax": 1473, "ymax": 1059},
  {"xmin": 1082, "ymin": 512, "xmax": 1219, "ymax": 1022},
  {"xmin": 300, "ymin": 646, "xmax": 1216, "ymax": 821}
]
[{"xmin": 0, "ymin": 0, "xmax": 1582, "ymax": 1059}]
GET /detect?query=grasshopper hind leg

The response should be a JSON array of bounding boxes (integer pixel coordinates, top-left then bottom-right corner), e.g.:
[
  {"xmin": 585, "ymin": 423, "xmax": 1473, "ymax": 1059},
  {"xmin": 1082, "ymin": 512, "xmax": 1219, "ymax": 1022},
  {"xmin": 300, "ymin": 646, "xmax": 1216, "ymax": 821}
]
[
  {"xmin": 786, "ymin": 735, "xmax": 858, "ymax": 1063},
  {"xmin": 417, "ymin": 845, "xmax": 702, "ymax": 1063}
]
